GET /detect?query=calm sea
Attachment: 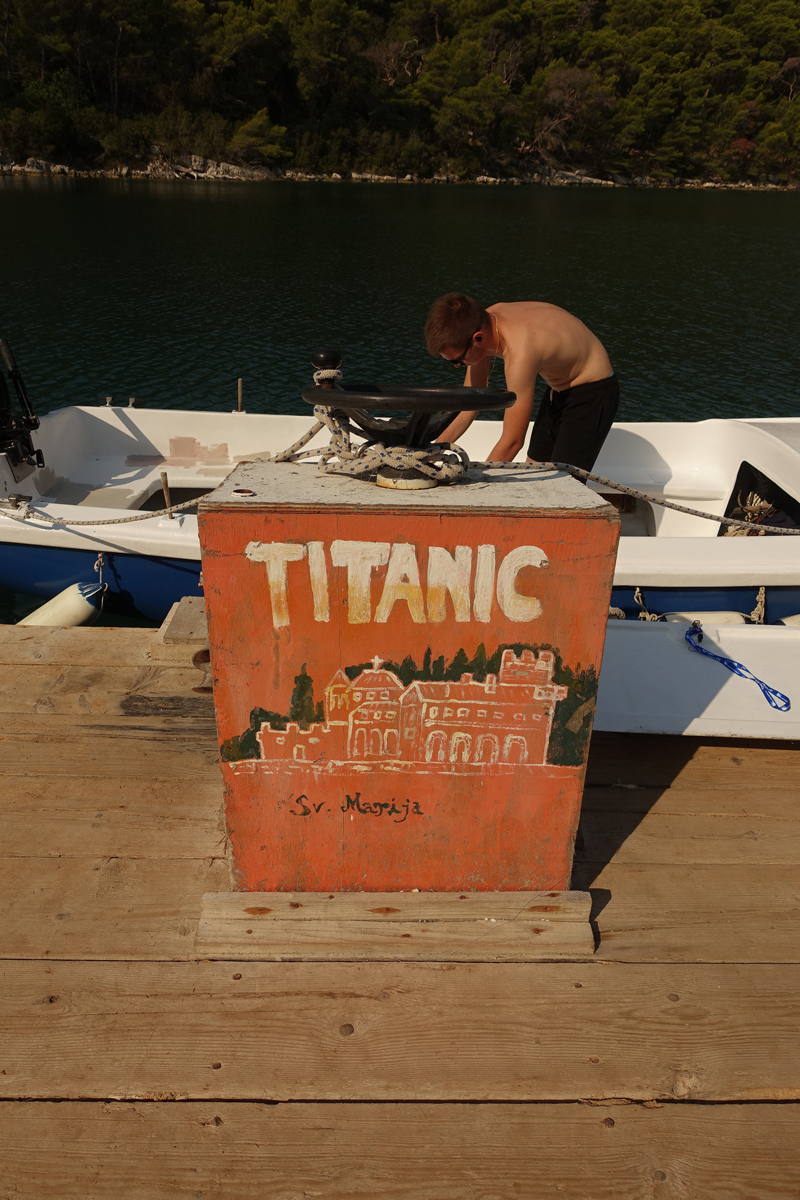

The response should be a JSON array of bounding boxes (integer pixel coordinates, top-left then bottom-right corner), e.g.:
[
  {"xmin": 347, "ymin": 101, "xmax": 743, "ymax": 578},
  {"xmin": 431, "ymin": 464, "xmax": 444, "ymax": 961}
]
[
  {"xmin": 1, "ymin": 176, "xmax": 799, "ymax": 619},
  {"xmin": 2, "ymin": 176, "xmax": 799, "ymax": 420}
]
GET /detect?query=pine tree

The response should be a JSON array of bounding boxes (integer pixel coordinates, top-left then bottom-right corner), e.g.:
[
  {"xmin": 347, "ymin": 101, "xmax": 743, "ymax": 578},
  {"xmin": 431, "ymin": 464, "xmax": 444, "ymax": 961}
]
[
  {"xmin": 445, "ymin": 647, "xmax": 470, "ymax": 681},
  {"xmin": 289, "ymin": 665, "xmax": 317, "ymax": 729},
  {"xmin": 470, "ymin": 642, "xmax": 488, "ymax": 681},
  {"xmin": 398, "ymin": 655, "xmax": 418, "ymax": 685}
]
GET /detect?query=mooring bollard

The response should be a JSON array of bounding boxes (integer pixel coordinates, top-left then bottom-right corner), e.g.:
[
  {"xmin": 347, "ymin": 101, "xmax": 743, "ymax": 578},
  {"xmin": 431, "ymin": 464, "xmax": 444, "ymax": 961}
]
[{"xmin": 198, "ymin": 454, "xmax": 619, "ymax": 894}]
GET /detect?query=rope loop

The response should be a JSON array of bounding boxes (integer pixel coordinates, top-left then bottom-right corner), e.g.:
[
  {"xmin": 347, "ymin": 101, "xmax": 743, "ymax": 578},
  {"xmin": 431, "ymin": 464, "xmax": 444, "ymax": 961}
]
[
  {"xmin": 685, "ymin": 623, "xmax": 791, "ymax": 711},
  {"xmin": 312, "ymin": 368, "xmax": 343, "ymax": 385},
  {"xmin": 275, "ymin": 405, "xmax": 470, "ymax": 483}
]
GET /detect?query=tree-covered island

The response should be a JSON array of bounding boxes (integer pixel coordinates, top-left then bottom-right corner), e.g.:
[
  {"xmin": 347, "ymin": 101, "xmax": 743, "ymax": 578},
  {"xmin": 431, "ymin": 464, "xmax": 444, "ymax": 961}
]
[{"xmin": 1, "ymin": 0, "xmax": 798, "ymax": 185}]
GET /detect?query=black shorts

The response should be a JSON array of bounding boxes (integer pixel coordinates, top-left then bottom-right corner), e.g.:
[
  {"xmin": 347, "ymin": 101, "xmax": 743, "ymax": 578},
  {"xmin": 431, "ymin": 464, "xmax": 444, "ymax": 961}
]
[{"xmin": 527, "ymin": 373, "xmax": 620, "ymax": 472}]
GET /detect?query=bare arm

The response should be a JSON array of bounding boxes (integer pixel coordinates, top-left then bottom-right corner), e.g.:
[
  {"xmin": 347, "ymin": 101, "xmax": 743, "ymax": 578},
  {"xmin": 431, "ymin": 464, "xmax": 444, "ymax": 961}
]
[
  {"xmin": 436, "ymin": 407, "xmax": 479, "ymax": 443},
  {"xmin": 485, "ymin": 354, "xmax": 538, "ymax": 462},
  {"xmin": 435, "ymin": 356, "xmax": 490, "ymax": 444}
]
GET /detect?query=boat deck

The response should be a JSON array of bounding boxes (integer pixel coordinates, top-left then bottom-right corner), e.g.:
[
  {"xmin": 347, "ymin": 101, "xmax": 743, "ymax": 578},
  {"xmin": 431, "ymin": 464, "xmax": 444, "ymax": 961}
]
[{"xmin": 1, "ymin": 620, "xmax": 799, "ymax": 1196}]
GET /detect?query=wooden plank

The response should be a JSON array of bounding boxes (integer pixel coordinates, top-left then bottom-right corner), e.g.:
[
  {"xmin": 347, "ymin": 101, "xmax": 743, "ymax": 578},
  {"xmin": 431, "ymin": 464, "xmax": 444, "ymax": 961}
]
[
  {"xmin": 581, "ymin": 784, "xmax": 800, "ymax": 818},
  {"xmin": 200, "ymin": 890, "xmax": 591, "ymax": 921},
  {"xmin": 0, "ymin": 858, "xmax": 230, "ymax": 959},
  {"xmin": 587, "ymin": 732, "xmax": 800, "ymax": 789},
  {"xmin": 195, "ymin": 890, "xmax": 594, "ymax": 961},
  {"xmin": 150, "ymin": 597, "xmax": 209, "ymax": 664},
  {"xmin": 0, "ymin": 712, "xmax": 217, "ymax": 736},
  {"xmin": 0, "ymin": 663, "xmax": 212, "ymax": 715},
  {"xmin": 2, "ymin": 1101, "xmax": 799, "ymax": 1200},
  {"xmin": 0, "ymin": 664, "xmax": 142, "ymax": 714},
  {"xmin": 0, "ymin": 773, "xmax": 222, "ymax": 815},
  {"xmin": 0, "ymin": 805, "xmax": 222, "ymax": 859},
  {"xmin": 570, "ymin": 863, "xmax": 800, "ymax": 963},
  {"xmin": 577, "ymin": 810, "xmax": 800, "ymax": 865},
  {"xmin": 1, "ymin": 960, "xmax": 798, "ymax": 1099},
  {"xmin": 0, "ymin": 626, "xmax": 156, "ymax": 666},
  {"xmin": 0, "ymin": 775, "xmax": 223, "ymax": 857},
  {"xmin": 0, "ymin": 724, "xmax": 220, "ymax": 778},
  {"xmin": 162, "ymin": 596, "xmax": 208, "ymax": 644}
]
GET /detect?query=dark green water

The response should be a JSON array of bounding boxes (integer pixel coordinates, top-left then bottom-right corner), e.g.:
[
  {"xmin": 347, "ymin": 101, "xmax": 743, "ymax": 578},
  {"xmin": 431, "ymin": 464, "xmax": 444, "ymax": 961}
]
[{"xmin": 2, "ymin": 176, "xmax": 799, "ymax": 421}]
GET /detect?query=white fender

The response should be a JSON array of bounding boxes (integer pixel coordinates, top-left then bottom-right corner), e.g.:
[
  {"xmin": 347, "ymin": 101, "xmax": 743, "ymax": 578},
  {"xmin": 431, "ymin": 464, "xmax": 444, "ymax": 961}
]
[{"xmin": 18, "ymin": 582, "xmax": 106, "ymax": 627}]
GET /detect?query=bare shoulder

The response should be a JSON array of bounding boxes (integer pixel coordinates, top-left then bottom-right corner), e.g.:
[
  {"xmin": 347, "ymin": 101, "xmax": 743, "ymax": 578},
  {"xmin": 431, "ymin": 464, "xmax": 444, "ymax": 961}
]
[
  {"xmin": 490, "ymin": 301, "xmax": 576, "ymax": 362},
  {"xmin": 490, "ymin": 300, "xmax": 579, "ymax": 327}
]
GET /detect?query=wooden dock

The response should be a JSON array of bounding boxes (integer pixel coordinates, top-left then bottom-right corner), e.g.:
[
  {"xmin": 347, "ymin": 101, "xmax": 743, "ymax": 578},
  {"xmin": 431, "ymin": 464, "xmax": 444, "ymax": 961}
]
[{"xmin": 1, "ymin": 618, "xmax": 799, "ymax": 1196}]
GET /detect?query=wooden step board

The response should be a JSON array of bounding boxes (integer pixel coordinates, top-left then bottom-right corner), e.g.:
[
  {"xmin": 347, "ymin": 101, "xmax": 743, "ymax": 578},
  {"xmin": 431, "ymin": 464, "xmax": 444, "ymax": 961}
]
[{"xmin": 195, "ymin": 889, "xmax": 594, "ymax": 961}]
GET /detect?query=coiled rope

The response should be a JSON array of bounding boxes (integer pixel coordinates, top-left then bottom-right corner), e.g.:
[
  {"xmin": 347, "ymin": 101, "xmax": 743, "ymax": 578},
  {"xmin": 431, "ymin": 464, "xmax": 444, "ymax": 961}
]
[
  {"xmin": 1, "ymin": 406, "xmax": 799, "ymax": 534},
  {"xmin": 273, "ymin": 405, "xmax": 470, "ymax": 483}
]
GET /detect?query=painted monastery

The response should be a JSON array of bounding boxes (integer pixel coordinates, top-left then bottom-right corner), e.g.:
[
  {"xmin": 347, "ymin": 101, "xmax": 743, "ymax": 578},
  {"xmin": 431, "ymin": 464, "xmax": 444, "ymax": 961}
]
[{"xmin": 256, "ymin": 649, "xmax": 568, "ymax": 770}]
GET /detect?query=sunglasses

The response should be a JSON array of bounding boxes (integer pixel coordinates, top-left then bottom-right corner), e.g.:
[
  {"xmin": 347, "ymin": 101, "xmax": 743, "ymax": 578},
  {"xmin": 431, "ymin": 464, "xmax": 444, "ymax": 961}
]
[{"xmin": 444, "ymin": 329, "xmax": 481, "ymax": 368}]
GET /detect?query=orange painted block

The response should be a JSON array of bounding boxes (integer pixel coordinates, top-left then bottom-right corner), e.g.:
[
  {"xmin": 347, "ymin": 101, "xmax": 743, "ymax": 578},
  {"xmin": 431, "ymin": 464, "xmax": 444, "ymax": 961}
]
[{"xmin": 198, "ymin": 462, "xmax": 619, "ymax": 892}]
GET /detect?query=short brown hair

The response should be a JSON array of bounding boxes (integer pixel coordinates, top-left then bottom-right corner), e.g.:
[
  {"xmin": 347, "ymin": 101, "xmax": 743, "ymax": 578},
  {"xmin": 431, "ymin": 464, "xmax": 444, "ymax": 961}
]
[{"xmin": 424, "ymin": 293, "xmax": 488, "ymax": 356}]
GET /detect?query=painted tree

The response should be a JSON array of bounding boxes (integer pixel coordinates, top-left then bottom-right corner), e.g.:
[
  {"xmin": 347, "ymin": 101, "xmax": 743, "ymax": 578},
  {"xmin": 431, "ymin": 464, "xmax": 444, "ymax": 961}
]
[{"xmin": 288, "ymin": 663, "xmax": 317, "ymax": 728}]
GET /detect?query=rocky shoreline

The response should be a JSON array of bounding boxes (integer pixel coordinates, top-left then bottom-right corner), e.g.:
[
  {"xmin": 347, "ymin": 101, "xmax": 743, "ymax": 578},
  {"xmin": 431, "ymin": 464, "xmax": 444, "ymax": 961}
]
[{"xmin": 2, "ymin": 154, "xmax": 797, "ymax": 192}]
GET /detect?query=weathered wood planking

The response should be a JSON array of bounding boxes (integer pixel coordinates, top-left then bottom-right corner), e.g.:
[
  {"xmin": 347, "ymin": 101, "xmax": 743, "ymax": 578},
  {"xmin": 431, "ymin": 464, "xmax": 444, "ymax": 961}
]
[
  {"xmin": 577, "ymin": 810, "xmax": 800, "ymax": 864},
  {"xmin": 0, "ymin": 626, "xmax": 157, "ymax": 666},
  {"xmin": 2, "ymin": 961, "xmax": 799, "ymax": 1100},
  {"xmin": 586, "ymin": 732, "xmax": 800, "ymax": 788},
  {"xmin": 162, "ymin": 596, "xmax": 208, "ymax": 644},
  {"xmin": 0, "ymin": 776, "xmax": 223, "ymax": 858},
  {"xmin": 0, "ymin": 712, "xmax": 217, "ymax": 736},
  {"xmin": 149, "ymin": 597, "xmax": 210, "ymax": 664},
  {"xmin": 0, "ymin": 663, "xmax": 212, "ymax": 715},
  {"xmin": 582, "ymin": 784, "xmax": 800, "ymax": 818},
  {"xmin": 0, "ymin": 858, "xmax": 230, "ymax": 959},
  {"xmin": 195, "ymin": 890, "xmax": 594, "ymax": 961},
  {"xmin": 1, "ymin": 858, "xmax": 795, "ymax": 963},
  {"xmin": 0, "ymin": 721, "xmax": 220, "ymax": 778},
  {"xmin": 0, "ymin": 810, "xmax": 222, "ymax": 860},
  {"xmin": 0, "ymin": 773, "xmax": 223, "ymax": 815},
  {"xmin": 2, "ymin": 1101, "xmax": 799, "ymax": 1200},
  {"xmin": 572, "ymin": 863, "xmax": 800, "ymax": 963}
]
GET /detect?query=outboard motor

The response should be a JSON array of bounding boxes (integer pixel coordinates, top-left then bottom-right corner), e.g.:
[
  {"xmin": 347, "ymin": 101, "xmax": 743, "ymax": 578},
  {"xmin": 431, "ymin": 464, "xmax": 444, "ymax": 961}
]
[{"xmin": 0, "ymin": 338, "xmax": 45, "ymax": 481}]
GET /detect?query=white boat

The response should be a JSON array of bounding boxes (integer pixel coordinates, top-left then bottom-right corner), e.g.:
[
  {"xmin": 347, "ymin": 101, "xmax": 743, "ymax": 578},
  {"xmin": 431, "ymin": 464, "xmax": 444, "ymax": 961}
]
[{"xmin": 2, "ymin": 397, "xmax": 799, "ymax": 739}]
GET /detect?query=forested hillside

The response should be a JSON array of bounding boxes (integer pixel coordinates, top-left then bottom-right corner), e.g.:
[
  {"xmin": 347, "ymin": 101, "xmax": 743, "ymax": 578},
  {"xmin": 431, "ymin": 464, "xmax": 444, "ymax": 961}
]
[{"xmin": 1, "ymin": 0, "xmax": 798, "ymax": 181}]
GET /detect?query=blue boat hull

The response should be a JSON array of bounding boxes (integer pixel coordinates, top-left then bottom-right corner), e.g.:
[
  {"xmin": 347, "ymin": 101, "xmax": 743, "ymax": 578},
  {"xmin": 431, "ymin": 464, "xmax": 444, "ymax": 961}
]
[
  {"xmin": 3, "ymin": 543, "xmax": 799, "ymax": 628},
  {"xmin": 611, "ymin": 585, "xmax": 800, "ymax": 624},
  {"xmin": 0, "ymin": 542, "xmax": 202, "ymax": 624}
]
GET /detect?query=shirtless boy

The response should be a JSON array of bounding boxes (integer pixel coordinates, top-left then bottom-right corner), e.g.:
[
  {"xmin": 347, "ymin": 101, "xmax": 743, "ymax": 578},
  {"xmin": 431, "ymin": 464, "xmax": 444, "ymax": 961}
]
[{"xmin": 425, "ymin": 292, "xmax": 619, "ymax": 468}]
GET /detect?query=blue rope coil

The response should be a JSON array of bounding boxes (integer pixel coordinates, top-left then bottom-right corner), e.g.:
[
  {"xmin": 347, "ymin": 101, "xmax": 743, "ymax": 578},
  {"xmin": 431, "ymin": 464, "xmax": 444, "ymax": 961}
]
[{"xmin": 685, "ymin": 624, "xmax": 791, "ymax": 711}]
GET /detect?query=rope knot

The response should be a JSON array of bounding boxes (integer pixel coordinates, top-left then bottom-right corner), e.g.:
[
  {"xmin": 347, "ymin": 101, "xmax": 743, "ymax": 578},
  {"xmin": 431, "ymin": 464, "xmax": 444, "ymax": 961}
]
[{"xmin": 312, "ymin": 368, "xmax": 343, "ymax": 386}]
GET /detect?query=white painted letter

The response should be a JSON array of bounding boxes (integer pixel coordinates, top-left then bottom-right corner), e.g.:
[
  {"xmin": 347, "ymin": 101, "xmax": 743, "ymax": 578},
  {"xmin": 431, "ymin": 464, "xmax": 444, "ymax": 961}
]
[
  {"xmin": 427, "ymin": 545, "xmax": 472, "ymax": 622},
  {"xmin": 330, "ymin": 540, "xmax": 390, "ymax": 624},
  {"xmin": 375, "ymin": 543, "xmax": 426, "ymax": 624},
  {"xmin": 245, "ymin": 541, "xmax": 306, "ymax": 628},
  {"xmin": 496, "ymin": 545, "xmax": 548, "ymax": 622},
  {"xmin": 306, "ymin": 541, "xmax": 329, "ymax": 622},
  {"xmin": 473, "ymin": 544, "xmax": 496, "ymax": 623}
]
